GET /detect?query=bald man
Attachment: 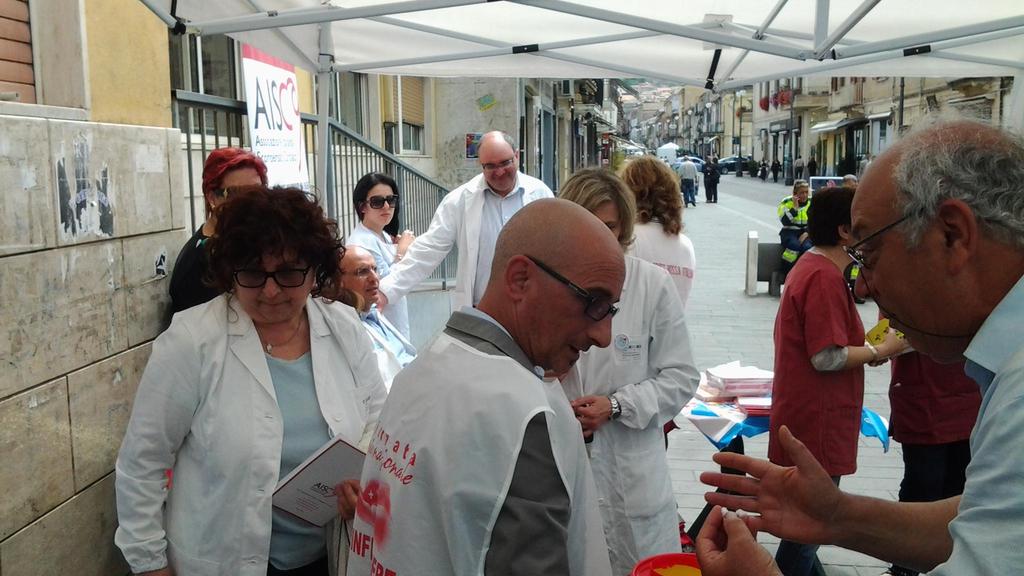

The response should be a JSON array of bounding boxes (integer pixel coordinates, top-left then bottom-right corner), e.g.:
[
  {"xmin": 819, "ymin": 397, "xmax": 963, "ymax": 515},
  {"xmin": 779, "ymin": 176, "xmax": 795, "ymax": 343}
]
[
  {"xmin": 348, "ymin": 199, "xmax": 620, "ymax": 576},
  {"xmin": 696, "ymin": 119, "xmax": 1024, "ymax": 576},
  {"xmin": 378, "ymin": 131, "xmax": 553, "ymax": 314},
  {"xmin": 338, "ymin": 245, "xmax": 416, "ymax": 392}
]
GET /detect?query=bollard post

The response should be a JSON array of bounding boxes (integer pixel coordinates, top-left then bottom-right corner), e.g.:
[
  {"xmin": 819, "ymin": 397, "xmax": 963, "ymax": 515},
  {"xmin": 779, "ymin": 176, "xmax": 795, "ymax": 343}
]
[{"xmin": 746, "ymin": 231, "xmax": 759, "ymax": 296}]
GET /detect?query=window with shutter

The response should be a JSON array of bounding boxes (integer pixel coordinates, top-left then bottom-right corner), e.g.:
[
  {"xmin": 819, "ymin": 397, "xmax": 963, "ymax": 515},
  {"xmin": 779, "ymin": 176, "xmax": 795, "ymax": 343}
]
[{"xmin": 0, "ymin": 0, "xmax": 35, "ymax": 103}]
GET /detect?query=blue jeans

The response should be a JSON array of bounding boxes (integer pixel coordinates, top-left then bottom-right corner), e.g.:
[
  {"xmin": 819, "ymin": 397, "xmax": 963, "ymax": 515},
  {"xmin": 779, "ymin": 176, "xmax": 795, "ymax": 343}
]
[
  {"xmin": 681, "ymin": 178, "xmax": 696, "ymax": 206},
  {"xmin": 774, "ymin": 477, "xmax": 840, "ymax": 576}
]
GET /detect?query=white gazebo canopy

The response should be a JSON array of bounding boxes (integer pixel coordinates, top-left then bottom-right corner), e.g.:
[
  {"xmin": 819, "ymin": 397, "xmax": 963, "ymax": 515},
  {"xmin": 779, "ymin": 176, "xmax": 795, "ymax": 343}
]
[
  {"xmin": 138, "ymin": 0, "xmax": 1024, "ymax": 195},
  {"xmin": 140, "ymin": 0, "xmax": 1024, "ymax": 86}
]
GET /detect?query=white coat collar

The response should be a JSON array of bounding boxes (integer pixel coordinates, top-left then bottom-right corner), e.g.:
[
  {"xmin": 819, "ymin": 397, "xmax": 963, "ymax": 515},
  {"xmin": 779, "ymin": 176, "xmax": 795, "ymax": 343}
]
[{"xmin": 226, "ymin": 295, "xmax": 329, "ymax": 400}]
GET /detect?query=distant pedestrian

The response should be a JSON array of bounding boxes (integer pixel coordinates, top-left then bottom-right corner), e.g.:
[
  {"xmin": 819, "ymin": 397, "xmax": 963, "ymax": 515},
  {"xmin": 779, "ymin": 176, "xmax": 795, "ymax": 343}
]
[
  {"xmin": 758, "ymin": 160, "xmax": 768, "ymax": 181},
  {"xmin": 678, "ymin": 156, "xmax": 699, "ymax": 207},
  {"xmin": 704, "ymin": 157, "xmax": 721, "ymax": 203},
  {"xmin": 794, "ymin": 156, "xmax": 805, "ymax": 180},
  {"xmin": 771, "ymin": 159, "xmax": 782, "ymax": 183},
  {"xmin": 807, "ymin": 156, "xmax": 818, "ymax": 177}
]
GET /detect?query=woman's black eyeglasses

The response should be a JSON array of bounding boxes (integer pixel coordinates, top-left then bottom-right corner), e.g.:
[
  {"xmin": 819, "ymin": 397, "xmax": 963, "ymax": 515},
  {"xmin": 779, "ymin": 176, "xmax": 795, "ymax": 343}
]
[
  {"xmin": 366, "ymin": 195, "xmax": 399, "ymax": 209},
  {"xmin": 844, "ymin": 214, "xmax": 910, "ymax": 269},
  {"xmin": 526, "ymin": 255, "xmax": 618, "ymax": 321},
  {"xmin": 234, "ymin": 267, "xmax": 312, "ymax": 288}
]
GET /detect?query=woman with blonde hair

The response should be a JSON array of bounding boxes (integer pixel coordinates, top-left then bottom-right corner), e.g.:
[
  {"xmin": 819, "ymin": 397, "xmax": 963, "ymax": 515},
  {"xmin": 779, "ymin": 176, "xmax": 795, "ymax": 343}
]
[
  {"xmin": 620, "ymin": 156, "xmax": 697, "ymax": 309},
  {"xmin": 559, "ymin": 168, "xmax": 700, "ymax": 575}
]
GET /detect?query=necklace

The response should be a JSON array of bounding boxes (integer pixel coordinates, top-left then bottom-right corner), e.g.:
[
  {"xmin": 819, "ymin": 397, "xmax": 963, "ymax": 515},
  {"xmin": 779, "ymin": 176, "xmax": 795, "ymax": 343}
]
[{"xmin": 261, "ymin": 316, "xmax": 306, "ymax": 355}]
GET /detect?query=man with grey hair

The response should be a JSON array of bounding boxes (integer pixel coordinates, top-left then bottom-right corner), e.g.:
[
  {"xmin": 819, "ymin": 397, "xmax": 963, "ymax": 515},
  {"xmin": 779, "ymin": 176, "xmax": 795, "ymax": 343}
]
[
  {"xmin": 378, "ymin": 130, "xmax": 553, "ymax": 313},
  {"xmin": 694, "ymin": 118, "xmax": 1024, "ymax": 576}
]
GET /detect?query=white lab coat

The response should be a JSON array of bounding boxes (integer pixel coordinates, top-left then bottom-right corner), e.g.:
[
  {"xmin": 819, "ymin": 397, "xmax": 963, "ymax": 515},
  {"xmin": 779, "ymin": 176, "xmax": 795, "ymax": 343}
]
[
  {"xmin": 629, "ymin": 222, "xmax": 697, "ymax": 310},
  {"xmin": 562, "ymin": 256, "xmax": 700, "ymax": 575},
  {"xmin": 115, "ymin": 295, "xmax": 387, "ymax": 576},
  {"xmin": 379, "ymin": 172, "xmax": 552, "ymax": 312},
  {"xmin": 361, "ymin": 310, "xmax": 416, "ymax": 392},
  {"xmin": 347, "ymin": 333, "xmax": 612, "ymax": 576}
]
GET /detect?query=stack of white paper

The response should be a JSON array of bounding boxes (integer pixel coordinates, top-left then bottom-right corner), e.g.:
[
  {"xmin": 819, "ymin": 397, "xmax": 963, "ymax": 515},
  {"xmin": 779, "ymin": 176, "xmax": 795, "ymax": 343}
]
[{"xmin": 704, "ymin": 361, "xmax": 774, "ymax": 397}]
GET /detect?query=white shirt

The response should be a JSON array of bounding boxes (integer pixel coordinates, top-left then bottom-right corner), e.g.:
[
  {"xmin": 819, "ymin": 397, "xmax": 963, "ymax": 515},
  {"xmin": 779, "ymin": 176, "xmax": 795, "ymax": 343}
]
[
  {"xmin": 630, "ymin": 221, "xmax": 697, "ymax": 310},
  {"xmin": 379, "ymin": 172, "xmax": 553, "ymax": 312},
  {"xmin": 474, "ymin": 186, "xmax": 526, "ymax": 304},
  {"xmin": 680, "ymin": 160, "xmax": 699, "ymax": 180},
  {"xmin": 115, "ymin": 296, "xmax": 387, "ymax": 576}
]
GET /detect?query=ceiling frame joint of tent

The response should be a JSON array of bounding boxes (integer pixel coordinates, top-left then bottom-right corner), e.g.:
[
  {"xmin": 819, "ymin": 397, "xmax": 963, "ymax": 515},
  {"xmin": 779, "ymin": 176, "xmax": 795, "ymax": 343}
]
[
  {"xmin": 812, "ymin": 0, "xmax": 881, "ymax": 60},
  {"xmin": 510, "ymin": 0, "xmax": 808, "ymax": 60},
  {"xmin": 192, "ymin": 0, "xmax": 484, "ymax": 36},
  {"xmin": 717, "ymin": 0, "xmax": 789, "ymax": 86},
  {"xmin": 242, "ymin": 0, "xmax": 318, "ymax": 70}
]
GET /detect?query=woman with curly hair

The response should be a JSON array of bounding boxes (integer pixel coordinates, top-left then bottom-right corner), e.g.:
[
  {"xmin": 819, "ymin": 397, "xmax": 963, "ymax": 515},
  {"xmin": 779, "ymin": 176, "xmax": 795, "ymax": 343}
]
[
  {"xmin": 116, "ymin": 186, "xmax": 386, "ymax": 576},
  {"xmin": 620, "ymin": 155, "xmax": 697, "ymax": 310}
]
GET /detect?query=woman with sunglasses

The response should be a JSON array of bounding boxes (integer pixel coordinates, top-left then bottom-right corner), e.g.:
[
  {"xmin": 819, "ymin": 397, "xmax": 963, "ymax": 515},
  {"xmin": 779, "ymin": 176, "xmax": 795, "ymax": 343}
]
[
  {"xmin": 768, "ymin": 185, "xmax": 903, "ymax": 576},
  {"xmin": 558, "ymin": 168, "xmax": 700, "ymax": 576},
  {"xmin": 348, "ymin": 172, "xmax": 415, "ymax": 338},
  {"xmin": 116, "ymin": 186, "xmax": 387, "ymax": 576}
]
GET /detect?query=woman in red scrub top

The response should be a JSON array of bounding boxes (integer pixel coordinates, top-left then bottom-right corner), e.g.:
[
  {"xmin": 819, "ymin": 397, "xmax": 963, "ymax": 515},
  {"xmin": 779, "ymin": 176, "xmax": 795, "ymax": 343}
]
[{"xmin": 768, "ymin": 185, "xmax": 904, "ymax": 576}]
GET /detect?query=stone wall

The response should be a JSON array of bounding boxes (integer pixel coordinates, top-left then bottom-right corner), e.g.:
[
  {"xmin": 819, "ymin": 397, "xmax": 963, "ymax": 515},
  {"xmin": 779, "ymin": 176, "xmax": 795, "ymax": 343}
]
[{"xmin": 0, "ymin": 113, "xmax": 186, "ymax": 576}]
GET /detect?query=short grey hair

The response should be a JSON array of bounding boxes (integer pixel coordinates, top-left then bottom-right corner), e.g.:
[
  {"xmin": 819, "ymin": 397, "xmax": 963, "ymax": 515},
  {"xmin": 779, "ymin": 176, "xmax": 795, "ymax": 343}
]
[{"xmin": 891, "ymin": 114, "xmax": 1024, "ymax": 249}]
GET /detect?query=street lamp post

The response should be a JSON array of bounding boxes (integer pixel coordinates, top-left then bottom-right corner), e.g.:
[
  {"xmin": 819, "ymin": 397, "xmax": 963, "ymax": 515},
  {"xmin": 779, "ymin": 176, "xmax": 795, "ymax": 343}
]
[
  {"xmin": 785, "ymin": 78, "xmax": 796, "ymax": 186},
  {"xmin": 736, "ymin": 89, "xmax": 746, "ymax": 176},
  {"xmin": 704, "ymin": 100, "xmax": 712, "ymax": 159}
]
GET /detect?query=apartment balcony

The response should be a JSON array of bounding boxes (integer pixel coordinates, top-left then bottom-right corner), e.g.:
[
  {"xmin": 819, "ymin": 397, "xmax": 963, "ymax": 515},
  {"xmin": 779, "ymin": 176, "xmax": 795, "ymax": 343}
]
[{"xmin": 830, "ymin": 83, "xmax": 865, "ymax": 112}]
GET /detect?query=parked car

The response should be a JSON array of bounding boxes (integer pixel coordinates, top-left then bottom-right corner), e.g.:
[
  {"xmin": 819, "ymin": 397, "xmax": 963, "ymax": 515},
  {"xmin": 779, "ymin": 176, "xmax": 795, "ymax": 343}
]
[
  {"xmin": 718, "ymin": 155, "xmax": 752, "ymax": 174},
  {"xmin": 671, "ymin": 155, "xmax": 705, "ymax": 173}
]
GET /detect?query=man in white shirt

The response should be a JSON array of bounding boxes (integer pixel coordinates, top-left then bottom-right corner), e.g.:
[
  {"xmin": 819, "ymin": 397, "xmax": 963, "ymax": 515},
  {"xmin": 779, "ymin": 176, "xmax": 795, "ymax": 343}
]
[
  {"xmin": 339, "ymin": 245, "xmax": 416, "ymax": 391},
  {"xmin": 378, "ymin": 131, "xmax": 553, "ymax": 313},
  {"xmin": 679, "ymin": 156, "xmax": 699, "ymax": 207}
]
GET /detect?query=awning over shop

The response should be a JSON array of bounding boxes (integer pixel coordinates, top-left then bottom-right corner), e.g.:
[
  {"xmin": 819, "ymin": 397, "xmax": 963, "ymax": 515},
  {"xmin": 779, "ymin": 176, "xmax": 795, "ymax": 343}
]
[
  {"xmin": 810, "ymin": 117, "xmax": 868, "ymax": 133},
  {"xmin": 867, "ymin": 111, "xmax": 892, "ymax": 120}
]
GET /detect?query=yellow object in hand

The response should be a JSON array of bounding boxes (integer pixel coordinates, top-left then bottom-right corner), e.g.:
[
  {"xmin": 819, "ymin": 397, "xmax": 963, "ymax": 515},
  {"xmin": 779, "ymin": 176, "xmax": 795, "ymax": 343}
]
[
  {"xmin": 653, "ymin": 566, "xmax": 702, "ymax": 576},
  {"xmin": 867, "ymin": 318, "xmax": 904, "ymax": 345}
]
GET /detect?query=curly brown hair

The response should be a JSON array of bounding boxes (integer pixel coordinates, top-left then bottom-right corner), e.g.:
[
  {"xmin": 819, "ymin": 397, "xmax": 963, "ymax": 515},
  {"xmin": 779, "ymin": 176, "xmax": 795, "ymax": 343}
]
[
  {"xmin": 205, "ymin": 186, "xmax": 343, "ymax": 298},
  {"xmin": 619, "ymin": 156, "xmax": 684, "ymax": 236}
]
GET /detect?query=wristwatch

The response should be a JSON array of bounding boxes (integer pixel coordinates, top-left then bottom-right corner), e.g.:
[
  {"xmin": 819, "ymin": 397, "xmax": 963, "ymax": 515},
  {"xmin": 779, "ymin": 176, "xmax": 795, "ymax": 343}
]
[{"xmin": 608, "ymin": 395, "xmax": 622, "ymax": 420}]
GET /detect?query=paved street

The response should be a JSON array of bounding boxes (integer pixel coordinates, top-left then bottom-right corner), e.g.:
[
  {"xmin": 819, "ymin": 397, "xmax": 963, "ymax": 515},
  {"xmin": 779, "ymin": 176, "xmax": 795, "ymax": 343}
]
[{"xmin": 667, "ymin": 173, "xmax": 900, "ymax": 575}]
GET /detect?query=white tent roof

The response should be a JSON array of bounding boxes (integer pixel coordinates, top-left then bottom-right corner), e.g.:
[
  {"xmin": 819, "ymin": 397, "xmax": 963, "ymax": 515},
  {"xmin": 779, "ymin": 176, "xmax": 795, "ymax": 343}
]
[{"xmin": 141, "ymin": 0, "xmax": 1024, "ymax": 88}]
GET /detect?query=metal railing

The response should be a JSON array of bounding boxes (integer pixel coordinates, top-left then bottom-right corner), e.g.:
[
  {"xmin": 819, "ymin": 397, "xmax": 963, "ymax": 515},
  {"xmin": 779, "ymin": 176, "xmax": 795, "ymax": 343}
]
[{"xmin": 172, "ymin": 90, "xmax": 454, "ymax": 284}]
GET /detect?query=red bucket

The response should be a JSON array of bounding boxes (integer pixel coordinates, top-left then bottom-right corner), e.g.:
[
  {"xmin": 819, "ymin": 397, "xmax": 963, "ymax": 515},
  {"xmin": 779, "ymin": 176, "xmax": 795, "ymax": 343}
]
[{"xmin": 631, "ymin": 552, "xmax": 701, "ymax": 576}]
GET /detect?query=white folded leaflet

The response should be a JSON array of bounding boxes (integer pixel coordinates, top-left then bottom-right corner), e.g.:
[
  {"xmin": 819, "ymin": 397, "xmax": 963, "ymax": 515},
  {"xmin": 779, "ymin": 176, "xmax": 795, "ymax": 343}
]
[
  {"xmin": 704, "ymin": 360, "xmax": 774, "ymax": 397},
  {"xmin": 273, "ymin": 435, "xmax": 366, "ymax": 526}
]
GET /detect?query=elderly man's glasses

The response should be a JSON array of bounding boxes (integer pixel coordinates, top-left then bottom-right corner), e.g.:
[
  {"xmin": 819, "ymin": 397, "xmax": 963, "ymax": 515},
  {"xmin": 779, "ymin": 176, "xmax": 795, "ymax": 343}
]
[
  {"xmin": 234, "ymin": 267, "xmax": 311, "ymax": 288},
  {"xmin": 343, "ymin": 265, "xmax": 378, "ymax": 279},
  {"xmin": 526, "ymin": 255, "xmax": 618, "ymax": 321},
  {"xmin": 844, "ymin": 214, "xmax": 910, "ymax": 269},
  {"xmin": 366, "ymin": 195, "xmax": 399, "ymax": 209},
  {"xmin": 481, "ymin": 158, "xmax": 515, "ymax": 172}
]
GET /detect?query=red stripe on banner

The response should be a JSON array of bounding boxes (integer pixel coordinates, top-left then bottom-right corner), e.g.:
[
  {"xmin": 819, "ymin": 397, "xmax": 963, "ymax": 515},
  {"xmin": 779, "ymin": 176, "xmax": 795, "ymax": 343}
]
[{"xmin": 241, "ymin": 43, "xmax": 295, "ymax": 72}]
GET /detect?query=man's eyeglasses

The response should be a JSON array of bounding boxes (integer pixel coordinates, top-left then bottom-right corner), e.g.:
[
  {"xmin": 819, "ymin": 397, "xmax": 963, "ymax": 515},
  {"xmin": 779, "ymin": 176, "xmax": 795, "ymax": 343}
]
[
  {"xmin": 481, "ymin": 158, "xmax": 515, "ymax": 172},
  {"xmin": 844, "ymin": 214, "xmax": 910, "ymax": 269},
  {"xmin": 234, "ymin": 267, "xmax": 312, "ymax": 288},
  {"xmin": 526, "ymin": 255, "xmax": 618, "ymax": 322},
  {"xmin": 366, "ymin": 195, "xmax": 399, "ymax": 209},
  {"xmin": 343, "ymin": 265, "xmax": 378, "ymax": 279}
]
